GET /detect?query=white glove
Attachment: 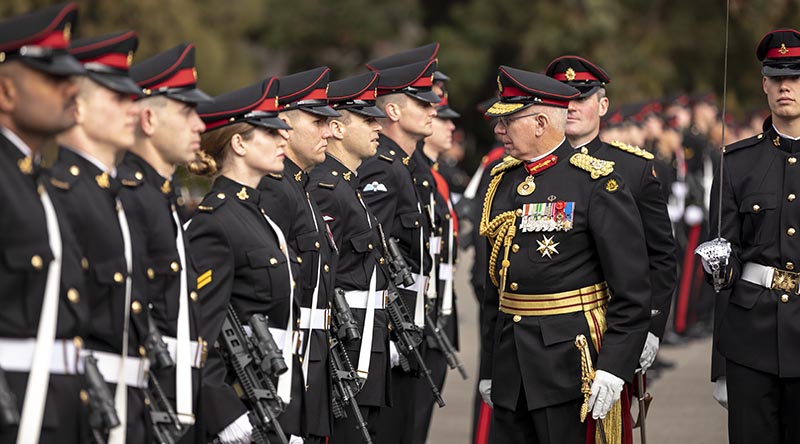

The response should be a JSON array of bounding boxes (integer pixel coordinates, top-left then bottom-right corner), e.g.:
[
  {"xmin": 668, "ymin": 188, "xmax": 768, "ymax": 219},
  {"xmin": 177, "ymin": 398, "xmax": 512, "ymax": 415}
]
[
  {"xmin": 289, "ymin": 435, "xmax": 304, "ymax": 444},
  {"xmin": 588, "ymin": 370, "xmax": 624, "ymax": 419},
  {"xmin": 478, "ymin": 379, "xmax": 493, "ymax": 408},
  {"xmin": 713, "ymin": 378, "xmax": 728, "ymax": 409},
  {"xmin": 217, "ymin": 413, "xmax": 253, "ymax": 444},
  {"xmin": 389, "ymin": 341, "xmax": 401, "ymax": 368},
  {"xmin": 684, "ymin": 204, "xmax": 704, "ymax": 226},
  {"xmin": 639, "ymin": 332, "xmax": 660, "ymax": 372}
]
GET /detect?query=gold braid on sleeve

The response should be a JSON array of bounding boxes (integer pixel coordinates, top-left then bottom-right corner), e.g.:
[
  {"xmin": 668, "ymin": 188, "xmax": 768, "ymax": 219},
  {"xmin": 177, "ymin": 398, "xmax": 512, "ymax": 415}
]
[{"xmin": 479, "ymin": 171, "xmax": 518, "ymax": 288}]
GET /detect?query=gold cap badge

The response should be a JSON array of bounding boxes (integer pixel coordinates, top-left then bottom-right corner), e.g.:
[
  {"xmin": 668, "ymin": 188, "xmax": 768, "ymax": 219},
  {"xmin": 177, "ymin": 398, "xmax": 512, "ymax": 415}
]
[{"xmin": 565, "ymin": 67, "xmax": 576, "ymax": 81}]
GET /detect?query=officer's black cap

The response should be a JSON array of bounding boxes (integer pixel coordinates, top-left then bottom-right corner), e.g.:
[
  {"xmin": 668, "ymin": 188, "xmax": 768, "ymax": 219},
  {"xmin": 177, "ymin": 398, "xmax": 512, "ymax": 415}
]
[
  {"xmin": 486, "ymin": 65, "xmax": 580, "ymax": 117},
  {"xmin": 545, "ymin": 55, "xmax": 611, "ymax": 98},
  {"xmin": 365, "ymin": 43, "xmax": 439, "ymax": 71},
  {"xmin": 69, "ymin": 31, "xmax": 142, "ymax": 96},
  {"xmin": 278, "ymin": 66, "xmax": 339, "ymax": 117},
  {"xmin": 435, "ymin": 91, "xmax": 460, "ymax": 119},
  {"xmin": 375, "ymin": 59, "xmax": 442, "ymax": 104},
  {"xmin": 0, "ymin": 3, "xmax": 85, "ymax": 77},
  {"xmin": 131, "ymin": 43, "xmax": 211, "ymax": 104},
  {"xmin": 198, "ymin": 77, "xmax": 291, "ymax": 132},
  {"xmin": 433, "ymin": 70, "xmax": 450, "ymax": 82},
  {"xmin": 757, "ymin": 29, "xmax": 800, "ymax": 77},
  {"xmin": 328, "ymin": 72, "xmax": 386, "ymax": 118}
]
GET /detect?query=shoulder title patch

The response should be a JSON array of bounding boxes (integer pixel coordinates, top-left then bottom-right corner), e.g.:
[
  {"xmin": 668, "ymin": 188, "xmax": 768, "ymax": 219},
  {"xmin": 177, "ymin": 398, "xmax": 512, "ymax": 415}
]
[
  {"xmin": 609, "ymin": 140, "xmax": 654, "ymax": 160},
  {"xmin": 605, "ymin": 178, "xmax": 619, "ymax": 193},
  {"xmin": 569, "ymin": 152, "xmax": 615, "ymax": 179},
  {"xmin": 378, "ymin": 154, "xmax": 394, "ymax": 163}
]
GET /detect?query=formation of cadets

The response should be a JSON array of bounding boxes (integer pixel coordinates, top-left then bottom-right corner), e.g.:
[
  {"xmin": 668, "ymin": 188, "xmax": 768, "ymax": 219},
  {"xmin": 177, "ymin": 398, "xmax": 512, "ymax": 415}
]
[{"xmin": 1, "ymin": 2, "xmax": 797, "ymax": 444}]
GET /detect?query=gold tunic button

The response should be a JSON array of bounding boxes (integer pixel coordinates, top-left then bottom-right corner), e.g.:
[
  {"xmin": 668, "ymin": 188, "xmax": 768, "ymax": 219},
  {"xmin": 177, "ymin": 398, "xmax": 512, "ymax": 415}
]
[
  {"xmin": 190, "ymin": 291, "xmax": 199, "ymax": 302},
  {"xmin": 789, "ymin": 228, "xmax": 797, "ymax": 237},
  {"xmin": 67, "ymin": 288, "xmax": 79, "ymax": 303},
  {"xmin": 73, "ymin": 336, "xmax": 83, "ymax": 349},
  {"xmin": 426, "ymin": 242, "xmax": 430, "ymax": 249},
  {"xmin": 69, "ymin": 165, "xmax": 80, "ymax": 176},
  {"xmin": 299, "ymin": 356, "xmax": 304, "ymax": 364},
  {"xmin": 790, "ymin": 194, "xmax": 797, "ymax": 202},
  {"xmin": 324, "ymin": 264, "xmax": 330, "ymax": 273},
  {"xmin": 315, "ymin": 241, "xmax": 321, "ymax": 249},
  {"xmin": 170, "ymin": 261, "xmax": 180, "ymax": 272},
  {"xmin": 297, "ymin": 256, "xmax": 303, "ymax": 264},
  {"xmin": 414, "ymin": 221, "xmax": 420, "ymax": 227},
  {"xmin": 135, "ymin": 171, "xmax": 144, "ymax": 180},
  {"xmin": 512, "ymin": 244, "xmax": 520, "ymax": 253},
  {"xmin": 782, "ymin": 294, "xmax": 790, "ymax": 303},
  {"xmin": 139, "ymin": 345, "xmax": 147, "ymax": 357},
  {"xmin": 787, "ymin": 262, "xmax": 795, "ymax": 271},
  {"xmin": 368, "ymin": 243, "xmax": 374, "ymax": 250},
  {"xmin": 379, "ymin": 257, "xmax": 386, "ymax": 265},
  {"xmin": 113, "ymin": 272, "xmax": 124, "ymax": 283},
  {"xmin": 147, "ymin": 268, "xmax": 155, "ymax": 280},
  {"xmin": 752, "ymin": 204, "xmax": 761, "ymax": 212},
  {"xmin": 790, "ymin": 157, "xmax": 797, "ymax": 165},
  {"xmin": 31, "ymin": 255, "xmax": 43, "ymax": 269},
  {"xmin": 131, "ymin": 300, "xmax": 142, "ymax": 314},
  {"xmin": 423, "ymin": 180, "xmax": 429, "ymax": 187},
  {"xmin": 80, "ymin": 389, "xmax": 89, "ymax": 405},
  {"xmin": 510, "ymin": 282, "xmax": 519, "ymax": 291},
  {"xmin": 81, "ymin": 257, "xmax": 89, "ymax": 270},
  {"xmin": 513, "ymin": 315, "xmax": 522, "ymax": 323},
  {"xmin": 270, "ymin": 257, "xmax": 278, "ymax": 265}
]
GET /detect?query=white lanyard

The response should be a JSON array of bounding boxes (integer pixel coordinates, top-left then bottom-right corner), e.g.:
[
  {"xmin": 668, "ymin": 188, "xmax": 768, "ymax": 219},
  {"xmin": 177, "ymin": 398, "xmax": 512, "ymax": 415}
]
[
  {"xmin": 171, "ymin": 209, "xmax": 193, "ymax": 424},
  {"xmin": 301, "ymin": 193, "xmax": 322, "ymax": 382}
]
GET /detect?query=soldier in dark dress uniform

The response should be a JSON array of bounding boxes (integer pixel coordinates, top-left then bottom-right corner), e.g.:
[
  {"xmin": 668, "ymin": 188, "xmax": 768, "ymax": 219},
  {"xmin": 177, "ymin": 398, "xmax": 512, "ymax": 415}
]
[
  {"xmin": 259, "ymin": 66, "xmax": 340, "ymax": 444},
  {"xmin": 545, "ymin": 55, "xmax": 677, "ymax": 372},
  {"xmin": 125, "ymin": 42, "xmax": 212, "ymax": 442},
  {"xmin": 477, "ymin": 66, "xmax": 651, "ymax": 444},
  {"xmin": 188, "ymin": 78, "xmax": 302, "ymax": 444},
  {"xmin": 358, "ymin": 55, "xmax": 441, "ymax": 444},
  {"xmin": 307, "ymin": 71, "xmax": 391, "ymax": 443},
  {"xmin": 700, "ymin": 29, "xmax": 800, "ymax": 444},
  {"xmin": 413, "ymin": 74, "xmax": 465, "ymax": 442},
  {"xmin": 0, "ymin": 4, "xmax": 91, "ymax": 443},
  {"xmin": 50, "ymin": 30, "xmax": 153, "ymax": 444}
]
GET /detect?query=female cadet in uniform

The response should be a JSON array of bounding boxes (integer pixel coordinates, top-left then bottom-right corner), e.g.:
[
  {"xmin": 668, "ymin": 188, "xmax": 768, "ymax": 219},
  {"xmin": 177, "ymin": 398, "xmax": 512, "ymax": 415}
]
[{"xmin": 184, "ymin": 78, "xmax": 306, "ymax": 444}]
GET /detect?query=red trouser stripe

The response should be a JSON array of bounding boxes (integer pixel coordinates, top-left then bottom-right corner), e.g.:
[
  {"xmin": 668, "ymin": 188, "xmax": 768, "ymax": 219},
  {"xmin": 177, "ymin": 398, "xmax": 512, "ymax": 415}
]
[{"xmin": 675, "ymin": 224, "xmax": 702, "ymax": 333}]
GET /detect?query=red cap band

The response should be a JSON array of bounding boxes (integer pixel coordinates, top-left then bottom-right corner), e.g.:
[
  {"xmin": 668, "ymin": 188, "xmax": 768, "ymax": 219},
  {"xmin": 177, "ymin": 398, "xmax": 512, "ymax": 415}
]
[
  {"xmin": 552, "ymin": 71, "xmax": 599, "ymax": 82},
  {"xmin": 35, "ymin": 29, "xmax": 69, "ymax": 49},
  {"xmin": 82, "ymin": 53, "xmax": 130, "ymax": 70},
  {"xmin": 148, "ymin": 67, "xmax": 196, "ymax": 91},
  {"xmin": 766, "ymin": 46, "xmax": 800, "ymax": 58}
]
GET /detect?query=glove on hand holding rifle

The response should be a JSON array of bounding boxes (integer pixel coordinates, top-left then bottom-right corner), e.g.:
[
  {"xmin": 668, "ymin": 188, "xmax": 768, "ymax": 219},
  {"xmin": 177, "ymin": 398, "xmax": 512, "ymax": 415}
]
[
  {"xmin": 143, "ymin": 312, "xmax": 185, "ymax": 444},
  {"xmin": 84, "ymin": 355, "xmax": 120, "ymax": 444},
  {"xmin": 377, "ymin": 225, "xmax": 445, "ymax": 407},
  {"xmin": 215, "ymin": 306, "xmax": 288, "ymax": 444},
  {"xmin": 329, "ymin": 288, "xmax": 372, "ymax": 444}
]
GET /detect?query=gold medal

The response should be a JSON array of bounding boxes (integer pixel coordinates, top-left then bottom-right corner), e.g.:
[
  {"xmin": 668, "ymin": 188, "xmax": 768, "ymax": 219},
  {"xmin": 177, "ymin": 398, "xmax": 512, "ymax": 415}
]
[{"xmin": 517, "ymin": 176, "xmax": 535, "ymax": 196}]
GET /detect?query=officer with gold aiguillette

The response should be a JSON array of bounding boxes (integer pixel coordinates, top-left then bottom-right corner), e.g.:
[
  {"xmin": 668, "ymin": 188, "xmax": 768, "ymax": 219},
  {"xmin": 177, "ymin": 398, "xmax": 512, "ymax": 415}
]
[{"xmin": 477, "ymin": 66, "xmax": 651, "ymax": 444}]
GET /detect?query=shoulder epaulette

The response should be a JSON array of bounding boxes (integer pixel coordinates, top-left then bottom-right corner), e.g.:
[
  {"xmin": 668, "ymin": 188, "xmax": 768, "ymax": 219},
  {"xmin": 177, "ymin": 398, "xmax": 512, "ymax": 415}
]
[
  {"xmin": 490, "ymin": 157, "xmax": 523, "ymax": 176},
  {"xmin": 609, "ymin": 140, "xmax": 655, "ymax": 160},
  {"xmin": 197, "ymin": 192, "xmax": 228, "ymax": 212},
  {"xmin": 725, "ymin": 133, "xmax": 764, "ymax": 154},
  {"xmin": 48, "ymin": 163, "xmax": 80, "ymax": 189},
  {"xmin": 569, "ymin": 152, "xmax": 615, "ymax": 179},
  {"xmin": 117, "ymin": 168, "xmax": 143, "ymax": 188},
  {"xmin": 267, "ymin": 173, "xmax": 283, "ymax": 180}
]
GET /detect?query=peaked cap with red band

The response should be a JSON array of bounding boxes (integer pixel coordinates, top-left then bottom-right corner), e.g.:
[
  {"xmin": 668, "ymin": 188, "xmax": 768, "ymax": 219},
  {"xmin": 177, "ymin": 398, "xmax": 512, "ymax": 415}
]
[
  {"xmin": 757, "ymin": 29, "xmax": 800, "ymax": 77},
  {"xmin": 376, "ymin": 59, "xmax": 442, "ymax": 104},
  {"xmin": 328, "ymin": 72, "xmax": 386, "ymax": 118},
  {"xmin": 131, "ymin": 43, "xmax": 211, "ymax": 104},
  {"xmin": 365, "ymin": 42, "xmax": 439, "ymax": 71},
  {"xmin": 545, "ymin": 55, "xmax": 610, "ymax": 98},
  {"xmin": 436, "ymin": 90, "xmax": 460, "ymax": 119},
  {"xmin": 70, "ymin": 31, "xmax": 142, "ymax": 96},
  {"xmin": 278, "ymin": 66, "xmax": 339, "ymax": 117},
  {"xmin": 198, "ymin": 77, "xmax": 290, "ymax": 132},
  {"xmin": 0, "ymin": 2, "xmax": 85, "ymax": 76},
  {"xmin": 486, "ymin": 65, "xmax": 579, "ymax": 117}
]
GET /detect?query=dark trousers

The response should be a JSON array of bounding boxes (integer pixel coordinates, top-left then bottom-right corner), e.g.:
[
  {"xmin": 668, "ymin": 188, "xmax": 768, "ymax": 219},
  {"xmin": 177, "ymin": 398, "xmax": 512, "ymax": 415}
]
[
  {"xmin": 727, "ymin": 359, "xmax": 800, "ymax": 444},
  {"xmin": 492, "ymin": 385, "xmax": 585, "ymax": 444},
  {"xmin": 375, "ymin": 368, "xmax": 416, "ymax": 444},
  {"xmin": 109, "ymin": 385, "xmax": 150, "ymax": 444},
  {"xmin": 329, "ymin": 405, "xmax": 380, "ymax": 444},
  {"xmin": 412, "ymin": 347, "xmax": 448, "ymax": 443}
]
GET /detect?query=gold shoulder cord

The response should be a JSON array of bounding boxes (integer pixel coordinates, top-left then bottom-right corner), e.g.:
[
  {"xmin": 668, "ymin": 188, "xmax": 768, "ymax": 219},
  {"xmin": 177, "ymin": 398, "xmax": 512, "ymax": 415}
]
[
  {"xmin": 575, "ymin": 334, "xmax": 623, "ymax": 444},
  {"xmin": 479, "ymin": 169, "xmax": 518, "ymax": 289}
]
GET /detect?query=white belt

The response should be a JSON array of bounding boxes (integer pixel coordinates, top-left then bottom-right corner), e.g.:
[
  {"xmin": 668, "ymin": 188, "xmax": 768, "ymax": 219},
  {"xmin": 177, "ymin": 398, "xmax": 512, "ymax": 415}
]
[
  {"xmin": 344, "ymin": 289, "xmax": 387, "ymax": 310},
  {"xmin": 162, "ymin": 336, "xmax": 207, "ymax": 369},
  {"xmin": 299, "ymin": 307, "xmax": 330, "ymax": 330},
  {"xmin": 81, "ymin": 350, "xmax": 149, "ymax": 389},
  {"xmin": 398, "ymin": 273, "xmax": 429, "ymax": 293},
  {"xmin": 438, "ymin": 263, "xmax": 454, "ymax": 280},
  {"xmin": 242, "ymin": 326, "xmax": 301, "ymax": 356},
  {"xmin": 741, "ymin": 262, "xmax": 800, "ymax": 293},
  {"xmin": 0, "ymin": 338, "xmax": 81, "ymax": 375}
]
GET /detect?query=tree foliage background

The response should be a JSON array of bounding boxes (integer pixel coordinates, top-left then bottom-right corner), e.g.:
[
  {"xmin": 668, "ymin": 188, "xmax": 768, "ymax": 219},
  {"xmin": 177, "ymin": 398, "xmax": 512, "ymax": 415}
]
[{"xmin": 3, "ymin": 0, "xmax": 800, "ymax": 166}]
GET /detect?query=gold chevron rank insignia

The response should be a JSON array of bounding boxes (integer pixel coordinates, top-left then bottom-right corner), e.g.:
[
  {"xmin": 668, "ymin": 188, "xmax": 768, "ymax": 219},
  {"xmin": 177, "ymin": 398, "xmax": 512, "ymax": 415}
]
[{"xmin": 197, "ymin": 270, "xmax": 212, "ymax": 290}]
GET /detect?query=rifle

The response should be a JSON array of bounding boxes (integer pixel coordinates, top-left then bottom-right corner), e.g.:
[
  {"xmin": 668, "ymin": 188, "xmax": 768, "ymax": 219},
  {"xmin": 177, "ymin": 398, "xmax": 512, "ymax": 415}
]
[
  {"xmin": 424, "ymin": 311, "xmax": 468, "ymax": 380},
  {"xmin": 84, "ymin": 355, "xmax": 120, "ymax": 444},
  {"xmin": 377, "ymin": 226, "xmax": 445, "ymax": 407},
  {"xmin": 217, "ymin": 306, "xmax": 288, "ymax": 444},
  {"xmin": 330, "ymin": 288, "xmax": 372, "ymax": 444},
  {"xmin": 143, "ymin": 313, "xmax": 185, "ymax": 444},
  {"xmin": 0, "ymin": 366, "xmax": 19, "ymax": 428}
]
